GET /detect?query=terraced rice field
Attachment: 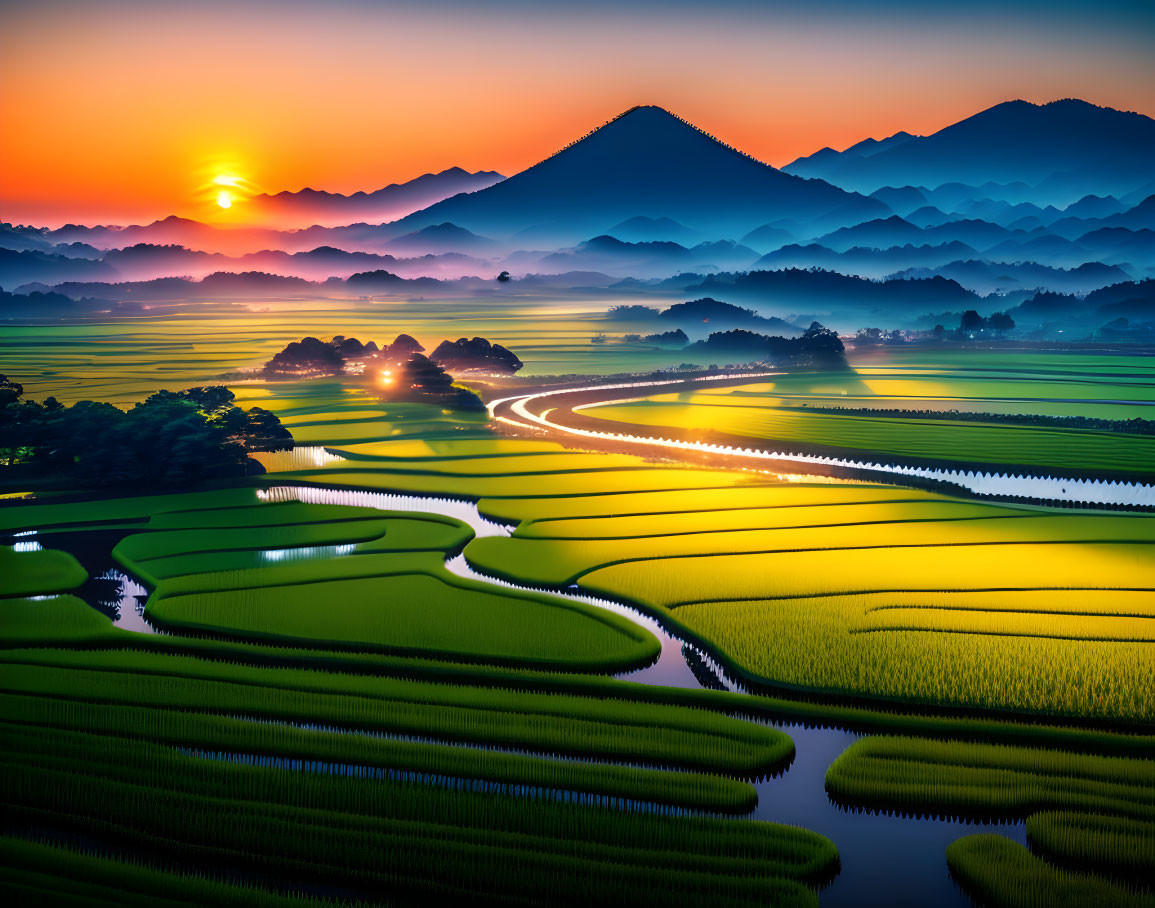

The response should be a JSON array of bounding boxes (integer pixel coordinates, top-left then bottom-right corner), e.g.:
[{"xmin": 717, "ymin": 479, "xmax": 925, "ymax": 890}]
[
  {"xmin": 450, "ymin": 466, "xmax": 1155, "ymax": 721},
  {"xmin": 2, "ymin": 487, "xmax": 838, "ymax": 906},
  {"xmin": 215, "ymin": 381, "xmax": 1155, "ymax": 723},
  {"xmin": 564, "ymin": 352, "xmax": 1155, "ymax": 475},
  {"xmin": 582, "ymin": 391, "xmax": 1155, "ymax": 474},
  {"xmin": 3, "ymin": 333, "xmax": 1154, "ymax": 907},
  {"xmin": 945, "ymin": 835, "xmax": 1152, "ymax": 908},
  {"xmin": 827, "ymin": 737, "xmax": 1155, "ymax": 906}
]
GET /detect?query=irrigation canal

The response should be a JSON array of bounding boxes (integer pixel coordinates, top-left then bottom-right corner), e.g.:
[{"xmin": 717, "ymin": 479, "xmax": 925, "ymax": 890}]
[
  {"xmin": 264, "ymin": 484, "xmax": 1032, "ymax": 907},
  {"xmin": 488, "ymin": 373, "xmax": 1155, "ymax": 508},
  {"xmin": 16, "ymin": 476, "xmax": 1034, "ymax": 908}
]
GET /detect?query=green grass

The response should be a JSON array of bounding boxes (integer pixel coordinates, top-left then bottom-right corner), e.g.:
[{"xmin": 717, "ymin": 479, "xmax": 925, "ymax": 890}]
[
  {"xmin": 115, "ymin": 518, "xmax": 470, "ymax": 584},
  {"xmin": 674, "ymin": 589, "xmax": 1155, "ymax": 722},
  {"xmin": 146, "ymin": 500, "xmax": 390, "ymax": 528},
  {"xmin": 0, "ymin": 546, "xmax": 88, "ymax": 596},
  {"xmin": 7, "ymin": 343, "xmax": 1155, "ymax": 903},
  {"xmin": 945, "ymin": 835, "xmax": 1154, "ymax": 908}
]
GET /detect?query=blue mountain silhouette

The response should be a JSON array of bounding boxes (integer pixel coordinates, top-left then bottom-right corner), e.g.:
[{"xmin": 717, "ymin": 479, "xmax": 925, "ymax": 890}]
[
  {"xmin": 784, "ymin": 99, "xmax": 1155, "ymax": 200},
  {"xmin": 390, "ymin": 106, "xmax": 886, "ymax": 243}
]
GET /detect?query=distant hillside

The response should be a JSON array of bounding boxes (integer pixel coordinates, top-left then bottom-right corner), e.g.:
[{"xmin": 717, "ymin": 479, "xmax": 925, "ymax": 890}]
[
  {"xmin": 244, "ymin": 168, "xmax": 505, "ymax": 227},
  {"xmin": 384, "ymin": 223, "xmax": 498, "ymax": 255},
  {"xmin": 390, "ymin": 105, "xmax": 887, "ymax": 243},
  {"xmin": 784, "ymin": 99, "xmax": 1155, "ymax": 202},
  {"xmin": 608, "ymin": 216, "xmax": 700, "ymax": 244},
  {"xmin": 684, "ymin": 268, "xmax": 982, "ymax": 324}
]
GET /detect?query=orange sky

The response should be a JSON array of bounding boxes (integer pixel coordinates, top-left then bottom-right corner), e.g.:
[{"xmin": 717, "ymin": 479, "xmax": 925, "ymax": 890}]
[{"xmin": 2, "ymin": 0, "xmax": 1152, "ymax": 226}]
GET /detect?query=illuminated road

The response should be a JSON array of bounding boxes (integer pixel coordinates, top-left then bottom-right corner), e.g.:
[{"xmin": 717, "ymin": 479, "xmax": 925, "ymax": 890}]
[{"xmin": 488, "ymin": 374, "xmax": 1155, "ymax": 507}]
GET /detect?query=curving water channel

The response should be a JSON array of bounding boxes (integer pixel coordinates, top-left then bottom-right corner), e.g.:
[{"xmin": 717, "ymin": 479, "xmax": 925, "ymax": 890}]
[
  {"xmin": 256, "ymin": 481, "xmax": 1025, "ymax": 908},
  {"xmin": 488, "ymin": 375, "xmax": 1155, "ymax": 508},
  {"xmin": 12, "ymin": 475, "xmax": 1029, "ymax": 906}
]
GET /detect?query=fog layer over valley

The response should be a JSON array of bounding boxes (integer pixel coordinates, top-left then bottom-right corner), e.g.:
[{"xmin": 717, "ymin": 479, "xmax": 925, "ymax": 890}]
[{"xmin": 4, "ymin": 101, "xmax": 1154, "ymax": 342}]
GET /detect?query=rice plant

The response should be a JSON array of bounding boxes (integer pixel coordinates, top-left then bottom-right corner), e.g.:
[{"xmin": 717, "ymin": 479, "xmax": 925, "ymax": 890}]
[
  {"xmin": 4, "ymin": 722, "xmax": 837, "ymax": 907},
  {"xmin": 0, "ymin": 545, "xmax": 88, "ymax": 596},
  {"xmin": 0, "ymin": 655, "xmax": 791, "ymax": 774},
  {"xmin": 1026, "ymin": 811, "xmax": 1155, "ymax": 877},
  {"xmin": 945, "ymin": 835, "xmax": 1152, "ymax": 908},
  {"xmin": 825, "ymin": 736, "xmax": 1155, "ymax": 819}
]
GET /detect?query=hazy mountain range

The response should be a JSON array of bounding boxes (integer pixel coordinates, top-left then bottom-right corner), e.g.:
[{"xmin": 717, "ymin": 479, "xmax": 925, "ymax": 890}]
[
  {"xmin": 242, "ymin": 167, "xmax": 505, "ymax": 227},
  {"xmin": 3, "ymin": 98, "xmax": 1154, "ymax": 338},
  {"xmin": 784, "ymin": 99, "xmax": 1155, "ymax": 204}
]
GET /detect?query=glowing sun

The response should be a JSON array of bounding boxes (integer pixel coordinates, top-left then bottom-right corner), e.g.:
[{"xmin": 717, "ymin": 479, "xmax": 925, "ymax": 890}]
[{"xmin": 211, "ymin": 174, "xmax": 244, "ymax": 209}]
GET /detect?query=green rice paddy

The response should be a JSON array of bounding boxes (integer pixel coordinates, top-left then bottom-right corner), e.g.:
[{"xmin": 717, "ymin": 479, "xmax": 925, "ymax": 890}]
[
  {"xmin": 3, "ymin": 320, "xmax": 1154, "ymax": 906},
  {"xmin": 583, "ymin": 392, "xmax": 1155, "ymax": 473},
  {"xmin": 945, "ymin": 835, "xmax": 1153, "ymax": 908},
  {"xmin": 0, "ymin": 545, "xmax": 87, "ymax": 596}
]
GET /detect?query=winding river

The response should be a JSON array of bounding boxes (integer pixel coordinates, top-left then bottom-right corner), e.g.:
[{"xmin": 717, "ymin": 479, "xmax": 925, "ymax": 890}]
[
  {"xmin": 18, "ymin": 466, "xmax": 1038, "ymax": 907},
  {"xmin": 256, "ymin": 482, "xmax": 1026, "ymax": 908},
  {"xmin": 487, "ymin": 374, "xmax": 1155, "ymax": 508}
]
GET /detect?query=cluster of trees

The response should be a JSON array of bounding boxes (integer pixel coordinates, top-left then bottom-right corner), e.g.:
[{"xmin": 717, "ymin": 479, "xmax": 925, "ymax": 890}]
[
  {"xmin": 382, "ymin": 355, "xmax": 485, "ymax": 411},
  {"xmin": 684, "ymin": 322, "xmax": 846, "ymax": 368},
  {"xmin": 590, "ymin": 329, "xmax": 689, "ymax": 347},
  {"xmin": 0, "ymin": 379, "xmax": 291, "ymax": 488},
  {"xmin": 262, "ymin": 334, "xmax": 424, "ymax": 377},
  {"xmin": 429, "ymin": 337, "xmax": 522, "ymax": 374},
  {"xmin": 261, "ymin": 333, "xmax": 520, "ymax": 379},
  {"xmin": 1099, "ymin": 317, "xmax": 1155, "ymax": 341},
  {"xmin": 854, "ymin": 327, "xmax": 906, "ymax": 346},
  {"xmin": 956, "ymin": 310, "xmax": 1015, "ymax": 336},
  {"xmin": 644, "ymin": 328, "xmax": 689, "ymax": 346},
  {"xmin": 606, "ymin": 304, "xmax": 660, "ymax": 321}
]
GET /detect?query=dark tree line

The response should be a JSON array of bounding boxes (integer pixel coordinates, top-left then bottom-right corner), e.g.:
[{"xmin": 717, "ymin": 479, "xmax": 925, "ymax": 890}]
[
  {"xmin": 958, "ymin": 310, "xmax": 1015, "ymax": 335},
  {"xmin": 260, "ymin": 333, "xmax": 520, "ymax": 379},
  {"xmin": 855, "ymin": 327, "xmax": 906, "ymax": 346},
  {"xmin": 684, "ymin": 322, "xmax": 846, "ymax": 369},
  {"xmin": 0, "ymin": 380, "xmax": 291, "ymax": 488}
]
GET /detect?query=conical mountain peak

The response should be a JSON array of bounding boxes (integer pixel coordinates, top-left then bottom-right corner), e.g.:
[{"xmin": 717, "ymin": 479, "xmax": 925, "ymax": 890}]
[{"xmin": 390, "ymin": 106, "xmax": 877, "ymax": 242}]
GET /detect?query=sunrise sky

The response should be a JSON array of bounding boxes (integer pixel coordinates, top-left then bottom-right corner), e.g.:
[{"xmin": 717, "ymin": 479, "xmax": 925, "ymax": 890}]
[{"xmin": 2, "ymin": 0, "xmax": 1153, "ymax": 226}]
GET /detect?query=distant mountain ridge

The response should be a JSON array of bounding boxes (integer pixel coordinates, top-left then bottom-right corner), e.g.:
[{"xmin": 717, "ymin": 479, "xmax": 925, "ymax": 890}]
[
  {"xmin": 244, "ymin": 167, "xmax": 504, "ymax": 227},
  {"xmin": 784, "ymin": 99, "xmax": 1155, "ymax": 203}
]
